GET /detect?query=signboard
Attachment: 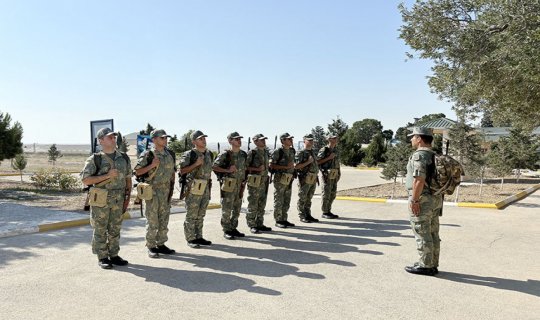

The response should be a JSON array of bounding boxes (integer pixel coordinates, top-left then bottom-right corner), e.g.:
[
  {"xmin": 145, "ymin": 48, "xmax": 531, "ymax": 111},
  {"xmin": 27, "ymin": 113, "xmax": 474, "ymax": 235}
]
[
  {"xmin": 137, "ymin": 135, "xmax": 154, "ymax": 156},
  {"xmin": 90, "ymin": 119, "xmax": 114, "ymax": 153}
]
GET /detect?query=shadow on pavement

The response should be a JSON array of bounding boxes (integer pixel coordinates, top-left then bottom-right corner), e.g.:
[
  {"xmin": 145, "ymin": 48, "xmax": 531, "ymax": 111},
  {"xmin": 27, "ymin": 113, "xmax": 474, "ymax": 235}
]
[
  {"xmin": 439, "ymin": 271, "xmax": 540, "ymax": 297},
  {"xmin": 115, "ymin": 263, "xmax": 281, "ymax": 295}
]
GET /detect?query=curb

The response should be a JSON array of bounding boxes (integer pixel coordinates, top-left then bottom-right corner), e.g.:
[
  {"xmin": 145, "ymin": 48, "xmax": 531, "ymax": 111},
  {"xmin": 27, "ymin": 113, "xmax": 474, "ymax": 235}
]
[
  {"xmin": 355, "ymin": 168, "xmax": 380, "ymax": 171},
  {"xmin": 336, "ymin": 184, "xmax": 540, "ymax": 210},
  {"xmin": 0, "ymin": 203, "xmax": 222, "ymax": 239}
]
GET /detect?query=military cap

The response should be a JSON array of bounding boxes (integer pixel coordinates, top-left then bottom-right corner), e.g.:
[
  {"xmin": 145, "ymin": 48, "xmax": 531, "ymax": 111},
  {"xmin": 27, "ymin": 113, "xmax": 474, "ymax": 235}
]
[
  {"xmin": 303, "ymin": 134, "xmax": 314, "ymax": 141},
  {"xmin": 327, "ymin": 133, "xmax": 338, "ymax": 139},
  {"xmin": 150, "ymin": 129, "xmax": 171, "ymax": 139},
  {"xmin": 280, "ymin": 132, "xmax": 294, "ymax": 140},
  {"xmin": 252, "ymin": 133, "xmax": 268, "ymax": 141},
  {"xmin": 97, "ymin": 127, "xmax": 117, "ymax": 139},
  {"xmin": 227, "ymin": 132, "xmax": 243, "ymax": 139},
  {"xmin": 407, "ymin": 127, "xmax": 433, "ymax": 137},
  {"xmin": 191, "ymin": 130, "xmax": 208, "ymax": 140}
]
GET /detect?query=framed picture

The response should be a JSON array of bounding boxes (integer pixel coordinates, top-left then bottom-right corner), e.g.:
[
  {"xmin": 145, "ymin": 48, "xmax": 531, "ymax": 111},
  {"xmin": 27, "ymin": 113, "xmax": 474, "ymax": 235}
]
[
  {"xmin": 137, "ymin": 134, "xmax": 154, "ymax": 156},
  {"xmin": 90, "ymin": 119, "xmax": 114, "ymax": 153}
]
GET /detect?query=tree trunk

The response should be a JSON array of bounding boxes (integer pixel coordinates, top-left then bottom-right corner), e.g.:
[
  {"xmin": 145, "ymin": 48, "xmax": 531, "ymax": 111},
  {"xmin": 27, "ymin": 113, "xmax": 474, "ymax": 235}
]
[
  {"xmin": 391, "ymin": 177, "xmax": 396, "ymax": 200},
  {"xmin": 500, "ymin": 177, "xmax": 504, "ymax": 190},
  {"xmin": 19, "ymin": 171, "xmax": 23, "ymax": 183}
]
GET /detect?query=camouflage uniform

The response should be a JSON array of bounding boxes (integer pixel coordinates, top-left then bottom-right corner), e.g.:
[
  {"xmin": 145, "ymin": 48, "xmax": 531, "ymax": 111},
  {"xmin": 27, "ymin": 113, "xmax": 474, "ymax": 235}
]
[
  {"xmin": 81, "ymin": 151, "xmax": 132, "ymax": 260},
  {"xmin": 246, "ymin": 148, "xmax": 270, "ymax": 228},
  {"xmin": 214, "ymin": 150, "xmax": 247, "ymax": 232},
  {"xmin": 180, "ymin": 149, "xmax": 214, "ymax": 242},
  {"xmin": 134, "ymin": 148, "xmax": 176, "ymax": 249},
  {"xmin": 317, "ymin": 146, "xmax": 341, "ymax": 214},
  {"xmin": 271, "ymin": 147, "xmax": 295, "ymax": 222},
  {"xmin": 405, "ymin": 147, "xmax": 443, "ymax": 268},
  {"xmin": 296, "ymin": 148, "xmax": 319, "ymax": 219}
]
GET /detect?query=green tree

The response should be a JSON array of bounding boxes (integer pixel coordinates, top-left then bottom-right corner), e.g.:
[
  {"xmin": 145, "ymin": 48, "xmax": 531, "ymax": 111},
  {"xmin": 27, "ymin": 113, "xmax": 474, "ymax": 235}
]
[
  {"xmin": 340, "ymin": 130, "xmax": 364, "ymax": 166},
  {"xmin": 168, "ymin": 130, "xmax": 194, "ymax": 155},
  {"xmin": 350, "ymin": 119, "xmax": 383, "ymax": 144},
  {"xmin": 139, "ymin": 123, "xmax": 155, "ymax": 135},
  {"xmin": 116, "ymin": 132, "xmax": 129, "ymax": 153},
  {"xmin": 327, "ymin": 116, "xmax": 348, "ymax": 139},
  {"xmin": 381, "ymin": 143, "xmax": 412, "ymax": 199},
  {"xmin": 504, "ymin": 128, "xmax": 540, "ymax": 182},
  {"xmin": 363, "ymin": 133, "xmax": 386, "ymax": 167},
  {"xmin": 399, "ymin": 0, "xmax": 540, "ymax": 129},
  {"xmin": 487, "ymin": 141, "xmax": 513, "ymax": 189},
  {"xmin": 48, "ymin": 144, "xmax": 62, "ymax": 166},
  {"xmin": 311, "ymin": 126, "xmax": 327, "ymax": 153},
  {"xmin": 11, "ymin": 153, "xmax": 27, "ymax": 182},
  {"xmin": 0, "ymin": 111, "xmax": 24, "ymax": 162},
  {"xmin": 449, "ymin": 120, "xmax": 484, "ymax": 182}
]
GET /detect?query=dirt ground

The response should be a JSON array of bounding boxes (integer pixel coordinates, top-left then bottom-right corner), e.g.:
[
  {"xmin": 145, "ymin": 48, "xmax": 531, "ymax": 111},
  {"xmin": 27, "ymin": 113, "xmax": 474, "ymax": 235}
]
[{"xmin": 337, "ymin": 178, "xmax": 540, "ymax": 203}]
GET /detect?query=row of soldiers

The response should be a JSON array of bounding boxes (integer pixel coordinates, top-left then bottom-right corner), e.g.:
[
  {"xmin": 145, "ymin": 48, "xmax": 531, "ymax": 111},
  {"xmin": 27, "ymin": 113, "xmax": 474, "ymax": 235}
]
[{"xmin": 81, "ymin": 127, "xmax": 341, "ymax": 269}]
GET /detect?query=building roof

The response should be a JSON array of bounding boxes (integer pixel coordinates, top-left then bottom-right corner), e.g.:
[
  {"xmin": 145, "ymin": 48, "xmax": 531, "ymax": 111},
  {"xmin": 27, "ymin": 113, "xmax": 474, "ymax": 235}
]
[{"xmin": 407, "ymin": 117, "xmax": 457, "ymax": 135}]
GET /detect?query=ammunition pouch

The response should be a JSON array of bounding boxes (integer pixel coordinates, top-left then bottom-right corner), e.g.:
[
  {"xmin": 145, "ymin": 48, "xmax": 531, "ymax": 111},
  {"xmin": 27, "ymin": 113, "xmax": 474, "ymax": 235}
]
[
  {"xmin": 221, "ymin": 177, "xmax": 237, "ymax": 192},
  {"xmin": 88, "ymin": 187, "xmax": 108, "ymax": 207},
  {"xmin": 190, "ymin": 179, "xmax": 208, "ymax": 196},
  {"xmin": 136, "ymin": 183, "xmax": 153, "ymax": 200},
  {"xmin": 328, "ymin": 169, "xmax": 339, "ymax": 180},
  {"xmin": 305, "ymin": 173, "xmax": 317, "ymax": 185},
  {"xmin": 279, "ymin": 173, "xmax": 293, "ymax": 186},
  {"xmin": 247, "ymin": 174, "xmax": 262, "ymax": 188}
]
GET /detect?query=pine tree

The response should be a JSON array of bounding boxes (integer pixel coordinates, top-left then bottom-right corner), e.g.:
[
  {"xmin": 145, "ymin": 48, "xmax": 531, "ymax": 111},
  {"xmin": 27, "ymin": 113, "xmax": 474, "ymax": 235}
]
[
  {"xmin": 327, "ymin": 116, "xmax": 348, "ymax": 139},
  {"xmin": 48, "ymin": 144, "xmax": 62, "ymax": 166},
  {"xmin": 363, "ymin": 133, "xmax": 385, "ymax": 167},
  {"xmin": 310, "ymin": 126, "xmax": 327, "ymax": 154},
  {"xmin": 381, "ymin": 143, "xmax": 412, "ymax": 199},
  {"xmin": 11, "ymin": 153, "xmax": 27, "ymax": 182}
]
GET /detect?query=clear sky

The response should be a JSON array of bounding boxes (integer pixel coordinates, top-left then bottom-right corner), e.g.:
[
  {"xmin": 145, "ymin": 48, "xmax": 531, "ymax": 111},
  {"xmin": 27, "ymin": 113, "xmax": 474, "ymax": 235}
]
[{"xmin": 0, "ymin": 0, "xmax": 454, "ymax": 144}]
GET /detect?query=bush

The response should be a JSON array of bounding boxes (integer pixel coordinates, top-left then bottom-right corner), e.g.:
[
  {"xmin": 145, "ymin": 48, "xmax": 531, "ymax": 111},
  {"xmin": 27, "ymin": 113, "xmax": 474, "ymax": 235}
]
[{"xmin": 30, "ymin": 168, "xmax": 80, "ymax": 190}]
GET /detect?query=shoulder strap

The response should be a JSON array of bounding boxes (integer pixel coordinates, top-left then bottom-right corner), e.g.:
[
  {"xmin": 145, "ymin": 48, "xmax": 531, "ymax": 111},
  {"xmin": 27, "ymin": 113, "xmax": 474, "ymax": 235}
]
[{"xmin": 93, "ymin": 153, "xmax": 102, "ymax": 175}]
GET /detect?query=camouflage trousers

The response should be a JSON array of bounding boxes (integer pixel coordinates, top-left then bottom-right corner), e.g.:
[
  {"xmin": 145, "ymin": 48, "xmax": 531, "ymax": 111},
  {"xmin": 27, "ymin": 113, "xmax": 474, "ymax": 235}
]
[
  {"xmin": 297, "ymin": 179, "xmax": 316, "ymax": 218},
  {"xmin": 246, "ymin": 177, "xmax": 268, "ymax": 228},
  {"xmin": 184, "ymin": 187, "xmax": 210, "ymax": 242},
  {"xmin": 90, "ymin": 191, "xmax": 124, "ymax": 259},
  {"xmin": 408, "ymin": 194, "xmax": 443, "ymax": 268},
  {"xmin": 144, "ymin": 186, "xmax": 171, "ymax": 248},
  {"xmin": 220, "ymin": 181, "xmax": 243, "ymax": 232},
  {"xmin": 273, "ymin": 176, "xmax": 292, "ymax": 221},
  {"xmin": 321, "ymin": 177, "xmax": 338, "ymax": 213}
]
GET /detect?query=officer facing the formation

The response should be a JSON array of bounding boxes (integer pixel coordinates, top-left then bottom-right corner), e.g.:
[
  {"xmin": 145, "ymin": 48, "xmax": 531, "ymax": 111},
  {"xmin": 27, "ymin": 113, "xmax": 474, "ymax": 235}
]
[
  {"xmin": 179, "ymin": 130, "xmax": 214, "ymax": 248},
  {"xmin": 81, "ymin": 128, "xmax": 132, "ymax": 269},
  {"xmin": 404, "ymin": 127, "xmax": 443, "ymax": 276},
  {"xmin": 317, "ymin": 134, "xmax": 341, "ymax": 219},
  {"xmin": 295, "ymin": 134, "xmax": 320, "ymax": 223},
  {"xmin": 213, "ymin": 132, "xmax": 248, "ymax": 240},
  {"xmin": 245, "ymin": 134, "xmax": 273, "ymax": 234},
  {"xmin": 134, "ymin": 129, "xmax": 176, "ymax": 258},
  {"xmin": 270, "ymin": 133, "xmax": 296, "ymax": 228}
]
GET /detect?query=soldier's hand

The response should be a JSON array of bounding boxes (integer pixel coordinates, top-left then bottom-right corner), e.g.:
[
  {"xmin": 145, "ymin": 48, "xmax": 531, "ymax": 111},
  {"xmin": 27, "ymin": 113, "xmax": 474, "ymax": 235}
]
[
  {"xmin": 229, "ymin": 165, "xmax": 237, "ymax": 173},
  {"xmin": 151, "ymin": 157, "xmax": 160, "ymax": 168},
  {"xmin": 409, "ymin": 201, "xmax": 421, "ymax": 216},
  {"xmin": 328, "ymin": 153, "xmax": 336, "ymax": 160},
  {"xmin": 286, "ymin": 162, "xmax": 294, "ymax": 169},
  {"xmin": 258, "ymin": 164, "xmax": 265, "ymax": 171},
  {"xmin": 307, "ymin": 156, "xmax": 314, "ymax": 164},
  {"xmin": 195, "ymin": 156, "xmax": 204, "ymax": 167},
  {"xmin": 108, "ymin": 169, "xmax": 119, "ymax": 179}
]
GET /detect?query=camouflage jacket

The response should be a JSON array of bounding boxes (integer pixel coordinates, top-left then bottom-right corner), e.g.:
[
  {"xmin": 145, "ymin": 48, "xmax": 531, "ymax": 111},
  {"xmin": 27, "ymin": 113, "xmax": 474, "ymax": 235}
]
[
  {"xmin": 80, "ymin": 150, "xmax": 132, "ymax": 190},
  {"xmin": 134, "ymin": 148, "xmax": 176, "ymax": 186}
]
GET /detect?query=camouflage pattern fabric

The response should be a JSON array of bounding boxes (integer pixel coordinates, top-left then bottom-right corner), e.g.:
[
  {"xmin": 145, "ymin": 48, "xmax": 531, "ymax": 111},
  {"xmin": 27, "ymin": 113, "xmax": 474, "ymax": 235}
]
[
  {"xmin": 180, "ymin": 149, "xmax": 213, "ymax": 241},
  {"xmin": 246, "ymin": 148, "xmax": 269, "ymax": 228},
  {"xmin": 317, "ymin": 146, "xmax": 340, "ymax": 214},
  {"xmin": 271, "ymin": 147, "xmax": 295, "ymax": 221},
  {"xmin": 81, "ymin": 151, "xmax": 132, "ymax": 259},
  {"xmin": 429, "ymin": 154, "xmax": 464, "ymax": 196},
  {"xmin": 214, "ymin": 150, "xmax": 247, "ymax": 232},
  {"xmin": 134, "ymin": 148, "xmax": 176, "ymax": 248},
  {"xmin": 296, "ymin": 149, "xmax": 319, "ymax": 218},
  {"xmin": 405, "ymin": 147, "xmax": 434, "ymax": 193}
]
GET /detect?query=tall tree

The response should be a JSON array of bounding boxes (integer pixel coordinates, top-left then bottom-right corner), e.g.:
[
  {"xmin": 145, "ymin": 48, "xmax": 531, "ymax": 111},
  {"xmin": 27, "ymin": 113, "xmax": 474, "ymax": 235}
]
[
  {"xmin": 327, "ymin": 116, "xmax": 348, "ymax": 139},
  {"xmin": 350, "ymin": 118, "xmax": 383, "ymax": 144},
  {"xmin": 487, "ymin": 140, "xmax": 513, "ymax": 189},
  {"xmin": 449, "ymin": 120, "xmax": 484, "ymax": 178},
  {"xmin": 168, "ymin": 130, "xmax": 195, "ymax": 155},
  {"xmin": 139, "ymin": 123, "xmax": 155, "ymax": 135},
  {"xmin": 399, "ymin": 0, "xmax": 540, "ymax": 129},
  {"xmin": 381, "ymin": 143, "xmax": 412, "ymax": 199},
  {"xmin": 116, "ymin": 132, "xmax": 129, "ymax": 153},
  {"xmin": 363, "ymin": 133, "xmax": 386, "ymax": 167},
  {"xmin": 504, "ymin": 128, "xmax": 540, "ymax": 181},
  {"xmin": 311, "ymin": 126, "xmax": 327, "ymax": 153},
  {"xmin": 48, "ymin": 144, "xmax": 62, "ymax": 166},
  {"xmin": 0, "ymin": 111, "xmax": 24, "ymax": 162},
  {"xmin": 340, "ymin": 130, "xmax": 364, "ymax": 166}
]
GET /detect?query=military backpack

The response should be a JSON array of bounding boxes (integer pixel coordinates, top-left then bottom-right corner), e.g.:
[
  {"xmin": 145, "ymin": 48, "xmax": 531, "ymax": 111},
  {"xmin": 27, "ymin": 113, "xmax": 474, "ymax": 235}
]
[{"xmin": 427, "ymin": 154, "xmax": 464, "ymax": 196}]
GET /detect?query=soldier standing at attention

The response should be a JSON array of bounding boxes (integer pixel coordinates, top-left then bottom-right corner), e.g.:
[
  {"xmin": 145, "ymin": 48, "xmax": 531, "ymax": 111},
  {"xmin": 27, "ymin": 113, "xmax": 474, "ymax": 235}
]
[
  {"xmin": 317, "ymin": 134, "xmax": 340, "ymax": 219},
  {"xmin": 295, "ymin": 134, "xmax": 320, "ymax": 223},
  {"xmin": 213, "ymin": 132, "xmax": 248, "ymax": 240},
  {"xmin": 179, "ymin": 130, "xmax": 214, "ymax": 248},
  {"xmin": 245, "ymin": 134, "xmax": 273, "ymax": 234},
  {"xmin": 81, "ymin": 128, "xmax": 132, "ymax": 269},
  {"xmin": 270, "ymin": 133, "xmax": 296, "ymax": 228},
  {"xmin": 404, "ymin": 127, "xmax": 443, "ymax": 276},
  {"xmin": 134, "ymin": 129, "xmax": 176, "ymax": 258}
]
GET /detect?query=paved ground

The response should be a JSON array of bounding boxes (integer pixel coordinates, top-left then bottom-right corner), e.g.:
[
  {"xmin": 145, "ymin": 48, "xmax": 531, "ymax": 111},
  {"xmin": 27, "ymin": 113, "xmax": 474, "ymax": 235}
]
[{"xmin": 0, "ymin": 168, "xmax": 539, "ymax": 319}]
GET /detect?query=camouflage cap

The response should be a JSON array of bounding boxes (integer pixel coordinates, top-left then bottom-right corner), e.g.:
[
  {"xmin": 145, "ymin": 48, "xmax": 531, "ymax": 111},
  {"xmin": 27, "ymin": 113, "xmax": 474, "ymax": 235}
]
[
  {"xmin": 407, "ymin": 127, "xmax": 433, "ymax": 137},
  {"xmin": 227, "ymin": 132, "xmax": 243, "ymax": 139},
  {"xmin": 303, "ymin": 134, "xmax": 314, "ymax": 141},
  {"xmin": 191, "ymin": 130, "xmax": 208, "ymax": 140},
  {"xmin": 252, "ymin": 133, "xmax": 268, "ymax": 141},
  {"xmin": 96, "ymin": 127, "xmax": 117, "ymax": 139},
  {"xmin": 150, "ymin": 129, "xmax": 171, "ymax": 139},
  {"xmin": 327, "ymin": 133, "xmax": 338, "ymax": 139},
  {"xmin": 280, "ymin": 132, "xmax": 294, "ymax": 140}
]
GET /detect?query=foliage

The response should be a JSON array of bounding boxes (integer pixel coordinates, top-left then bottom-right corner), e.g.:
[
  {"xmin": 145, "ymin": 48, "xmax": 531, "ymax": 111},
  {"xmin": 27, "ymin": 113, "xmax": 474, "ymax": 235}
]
[
  {"xmin": 139, "ymin": 123, "xmax": 155, "ymax": 135},
  {"xmin": 11, "ymin": 153, "xmax": 27, "ymax": 182},
  {"xmin": 381, "ymin": 129, "xmax": 394, "ymax": 144},
  {"xmin": 0, "ymin": 111, "xmax": 24, "ymax": 161},
  {"xmin": 381, "ymin": 143, "xmax": 412, "ymax": 198},
  {"xmin": 395, "ymin": 113, "xmax": 447, "ymax": 142},
  {"xmin": 487, "ymin": 140, "xmax": 513, "ymax": 188},
  {"xmin": 448, "ymin": 120, "xmax": 484, "ymax": 180},
  {"xmin": 30, "ymin": 168, "xmax": 80, "ymax": 190},
  {"xmin": 340, "ymin": 130, "xmax": 365, "ymax": 166},
  {"xmin": 327, "ymin": 116, "xmax": 348, "ymax": 139},
  {"xmin": 311, "ymin": 126, "xmax": 327, "ymax": 153},
  {"xmin": 48, "ymin": 144, "xmax": 62, "ymax": 165},
  {"xmin": 503, "ymin": 128, "xmax": 539, "ymax": 173},
  {"xmin": 168, "ymin": 130, "xmax": 195, "ymax": 155},
  {"xmin": 363, "ymin": 133, "xmax": 386, "ymax": 167},
  {"xmin": 116, "ymin": 132, "xmax": 129, "ymax": 153},
  {"xmin": 399, "ymin": 0, "xmax": 540, "ymax": 129},
  {"xmin": 349, "ymin": 118, "xmax": 383, "ymax": 144}
]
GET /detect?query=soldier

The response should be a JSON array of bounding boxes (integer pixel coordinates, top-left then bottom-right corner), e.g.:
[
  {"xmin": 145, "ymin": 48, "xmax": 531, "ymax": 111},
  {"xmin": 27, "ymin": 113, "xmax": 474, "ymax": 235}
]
[
  {"xmin": 213, "ymin": 132, "xmax": 248, "ymax": 240},
  {"xmin": 245, "ymin": 134, "xmax": 273, "ymax": 233},
  {"xmin": 317, "ymin": 134, "xmax": 341, "ymax": 219},
  {"xmin": 179, "ymin": 130, "xmax": 214, "ymax": 248},
  {"xmin": 295, "ymin": 134, "xmax": 320, "ymax": 223},
  {"xmin": 404, "ymin": 127, "xmax": 443, "ymax": 276},
  {"xmin": 134, "ymin": 129, "xmax": 176, "ymax": 258},
  {"xmin": 81, "ymin": 128, "xmax": 132, "ymax": 269},
  {"xmin": 270, "ymin": 133, "xmax": 296, "ymax": 228}
]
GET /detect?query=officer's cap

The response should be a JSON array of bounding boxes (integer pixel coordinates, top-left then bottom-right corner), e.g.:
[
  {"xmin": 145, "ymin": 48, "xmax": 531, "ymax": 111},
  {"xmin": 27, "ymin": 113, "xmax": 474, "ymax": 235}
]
[
  {"xmin": 252, "ymin": 133, "xmax": 268, "ymax": 141},
  {"xmin": 191, "ymin": 130, "xmax": 208, "ymax": 140},
  {"xmin": 407, "ymin": 127, "xmax": 433, "ymax": 137},
  {"xmin": 151, "ymin": 129, "xmax": 171, "ymax": 139},
  {"xmin": 97, "ymin": 128, "xmax": 117, "ymax": 140}
]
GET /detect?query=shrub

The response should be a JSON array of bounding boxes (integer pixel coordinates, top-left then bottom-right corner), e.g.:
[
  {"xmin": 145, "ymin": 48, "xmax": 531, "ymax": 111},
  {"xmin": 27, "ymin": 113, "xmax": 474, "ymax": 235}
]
[{"xmin": 30, "ymin": 168, "xmax": 80, "ymax": 190}]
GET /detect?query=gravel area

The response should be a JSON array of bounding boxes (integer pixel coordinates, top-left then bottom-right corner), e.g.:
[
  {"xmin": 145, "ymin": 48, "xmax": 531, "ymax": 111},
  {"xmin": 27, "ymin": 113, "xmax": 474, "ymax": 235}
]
[{"xmin": 337, "ymin": 178, "xmax": 540, "ymax": 203}]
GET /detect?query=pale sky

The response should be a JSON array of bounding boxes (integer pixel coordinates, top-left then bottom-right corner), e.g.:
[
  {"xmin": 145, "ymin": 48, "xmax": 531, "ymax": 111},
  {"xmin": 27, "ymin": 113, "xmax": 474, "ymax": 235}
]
[{"xmin": 0, "ymin": 0, "xmax": 454, "ymax": 144}]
